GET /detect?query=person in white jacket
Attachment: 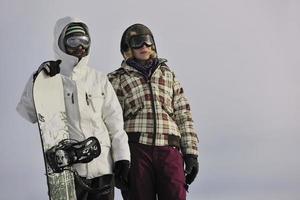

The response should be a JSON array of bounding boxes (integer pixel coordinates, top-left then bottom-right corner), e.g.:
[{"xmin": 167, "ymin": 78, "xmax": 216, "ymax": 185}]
[{"xmin": 16, "ymin": 16, "xmax": 130, "ymax": 200}]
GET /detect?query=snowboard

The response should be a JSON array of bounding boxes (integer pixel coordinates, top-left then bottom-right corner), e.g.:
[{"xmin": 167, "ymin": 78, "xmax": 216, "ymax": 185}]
[{"xmin": 33, "ymin": 70, "xmax": 77, "ymax": 200}]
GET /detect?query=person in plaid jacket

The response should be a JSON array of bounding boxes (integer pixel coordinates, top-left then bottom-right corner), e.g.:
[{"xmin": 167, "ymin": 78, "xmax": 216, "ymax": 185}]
[{"xmin": 108, "ymin": 24, "xmax": 199, "ymax": 200}]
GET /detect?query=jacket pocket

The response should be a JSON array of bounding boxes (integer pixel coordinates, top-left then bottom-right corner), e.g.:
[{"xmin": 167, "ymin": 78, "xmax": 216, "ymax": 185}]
[
  {"xmin": 156, "ymin": 86, "xmax": 174, "ymax": 117},
  {"xmin": 85, "ymin": 91, "xmax": 105, "ymax": 113},
  {"xmin": 123, "ymin": 103, "xmax": 144, "ymax": 121},
  {"xmin": 123, "ymin": 89, "xmax": 144, "ymax": 121},
  {"xmin": 161, "ymin": 103, "xmax": 174, "ymax": 118}
]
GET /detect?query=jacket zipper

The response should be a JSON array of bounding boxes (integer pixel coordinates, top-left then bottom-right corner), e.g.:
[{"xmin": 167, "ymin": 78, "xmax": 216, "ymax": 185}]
[
  {"xmin": 71, "ymin": 93, "xmax": 74, "ymax": 104},
  {"xmin": 147, "ymin": 79, "xmax": 157, "ymax": 146},
  {"xmin": 69, "ymin": 77, "xmax": 89, "ymax": 175},
  {"xmin": 127, "ymin": 64, "xmax": 162, "ymax": 146},
  {"xmin": 85, "ymin": 92, "xmax": 96, "ymax": 112},
  {"xmin": 85, "ymin": 92, "xmax": 90, "ymax": 105}
]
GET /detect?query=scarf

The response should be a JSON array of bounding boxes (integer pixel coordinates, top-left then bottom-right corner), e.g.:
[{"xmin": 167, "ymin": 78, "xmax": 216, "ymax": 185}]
[{"xmin": 126, "ymin": 58, "xmax": 159, "ymax": 79}]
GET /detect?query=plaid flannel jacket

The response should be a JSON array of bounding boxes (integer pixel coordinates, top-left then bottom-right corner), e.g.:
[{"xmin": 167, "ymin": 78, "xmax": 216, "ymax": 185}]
[{"xmin": 108, "ymin": 59, "xmax": 198, "ymax": 155}]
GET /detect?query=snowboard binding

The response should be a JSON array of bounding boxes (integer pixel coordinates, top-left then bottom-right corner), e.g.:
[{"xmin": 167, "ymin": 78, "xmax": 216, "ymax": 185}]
[{"xmin": 46, "ymin": 136, "xmax": 101, "ymax": 173}]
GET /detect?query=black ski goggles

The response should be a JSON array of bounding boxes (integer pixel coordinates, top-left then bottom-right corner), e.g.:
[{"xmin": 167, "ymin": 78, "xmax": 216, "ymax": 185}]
[
  {"xmin": 129, "ymin": 34, "xmax": 154, "ymax": 49},
  {"xmin": 65, "ymin": 35, "xmax": 90, "ymax": 49}
]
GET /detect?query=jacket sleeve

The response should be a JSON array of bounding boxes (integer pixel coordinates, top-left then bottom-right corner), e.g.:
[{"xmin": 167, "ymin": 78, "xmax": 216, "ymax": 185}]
[
  {"xmin": 102, "ymin": 76, "xmax": 130, "ymax": 162},
  {"xmin": 107, "ymin": 71, "xmax": 125, "ymax": 110},
  {"xmin": 172, "ymin": 73, "xmax": 199, "ymax": 156},
  {"xmin": 16, "ymin": 75, "xmax": 38, "ymax": 123}
]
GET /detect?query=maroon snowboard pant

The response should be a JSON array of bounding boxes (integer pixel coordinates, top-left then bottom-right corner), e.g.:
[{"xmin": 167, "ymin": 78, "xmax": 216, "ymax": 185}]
[{"xmin": 122, "ymin": 143, "xmax": 187, "ymax": 200}]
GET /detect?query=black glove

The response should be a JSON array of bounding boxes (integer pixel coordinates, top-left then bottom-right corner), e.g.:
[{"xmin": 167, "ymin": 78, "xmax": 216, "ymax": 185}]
[
  {"xmin": 184, "ymin": 154, "xmax": 199, "ymax": 185},
  {"xmin": 114, "ymin": 160, "xmax": 130, "ymax": 190},
  {"xmin": 34, "ymin": 60, "xmax": 61, "ymax": 79}
]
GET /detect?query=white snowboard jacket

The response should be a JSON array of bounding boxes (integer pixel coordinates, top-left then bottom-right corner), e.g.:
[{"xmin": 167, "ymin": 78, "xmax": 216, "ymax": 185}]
[{"xmin": 16, "ymin": 16, "xmax": 130, "ymax": 179}]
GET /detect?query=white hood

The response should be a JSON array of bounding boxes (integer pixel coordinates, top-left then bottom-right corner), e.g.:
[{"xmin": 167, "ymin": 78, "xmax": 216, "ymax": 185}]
[
  {"xmin": 17, "ymin": 17, "xmax": 130, "ymax": 178},
  {"xmin": 53, "ymin": 16, "xmax": 90, "ymax": 77}
]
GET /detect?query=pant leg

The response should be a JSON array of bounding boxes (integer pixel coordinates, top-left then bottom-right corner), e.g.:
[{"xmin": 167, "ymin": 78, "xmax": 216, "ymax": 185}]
[
  {"xmin": 87, "ymin": 176, "xmax": 114, "ymax": 200},
  {"xmin": 87, "ymin": 187, "xmax": 114, "ymax": 200},
  {"xmin": 127, "ymin": 143, "xmax": 156, "ymax": 200},
  {"xmin": 120, "ymin": 189, "xmax": 129, "ymax": 200},
  {"xmin": 75, "ymin": 176, "xmax": 91, "ymax": 200},
  {"xmin": 154, "ymin": 146, "xmax": 187, "ymax": 200},
  {"xmin": 75, "ymin": 176, "xmax": 114, "ymax": 200}
]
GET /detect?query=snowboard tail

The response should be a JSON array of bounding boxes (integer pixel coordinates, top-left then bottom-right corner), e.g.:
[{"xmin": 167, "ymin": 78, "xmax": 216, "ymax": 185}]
[{"xmin": 47, "ymin": 171, "xmax": 76, "ymax": 200}]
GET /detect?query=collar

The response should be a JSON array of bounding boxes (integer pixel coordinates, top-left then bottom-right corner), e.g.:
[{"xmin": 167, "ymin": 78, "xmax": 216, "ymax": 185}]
[
  {"xmin": 55, "ymin": 49, "xmax": 89, "ymax": 77},
  {"xmin": 121, "ymin": 58, "xmax": 167, "ymax": 73}
]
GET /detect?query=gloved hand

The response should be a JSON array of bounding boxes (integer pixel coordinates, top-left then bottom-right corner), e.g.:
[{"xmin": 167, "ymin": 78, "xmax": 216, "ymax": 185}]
[
  {"xmin": 114, "ymin": 160, "xmax": 130, "ymax": 190},
  {"xmin": 34, "ymin": 60, "xmax": 61, "ymax": 80},
  {"xmin": 184, "ymin": 154, "xmax": 199, "ymax": 185}
]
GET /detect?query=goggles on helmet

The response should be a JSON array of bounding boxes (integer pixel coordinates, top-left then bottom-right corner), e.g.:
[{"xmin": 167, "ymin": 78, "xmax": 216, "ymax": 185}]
[
  {"xmin": 129, "ymin": 34, "xmax": 154, "ymax": 49},
  {"xmin": 65, "ymin": 35, "xmax": 90, "ymax": 49}
]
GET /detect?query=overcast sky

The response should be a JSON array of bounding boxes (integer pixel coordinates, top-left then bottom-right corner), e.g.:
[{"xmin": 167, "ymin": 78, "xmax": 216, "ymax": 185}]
[{"xmin": 1, "ymin": 0, "xmax": 300, "ymax": 199}]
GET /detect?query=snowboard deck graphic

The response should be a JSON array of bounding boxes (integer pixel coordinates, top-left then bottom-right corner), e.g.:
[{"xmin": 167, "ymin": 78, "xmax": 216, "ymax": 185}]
[{"xmin": 33, "ymin": 71, "xmax": 77, "ymax": 200}]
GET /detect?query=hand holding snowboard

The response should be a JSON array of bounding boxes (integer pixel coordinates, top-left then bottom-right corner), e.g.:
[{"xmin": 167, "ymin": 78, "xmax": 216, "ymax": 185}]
[{"xmin": 34, "ymin": 60, "xmax": 61, "ymax": 80}]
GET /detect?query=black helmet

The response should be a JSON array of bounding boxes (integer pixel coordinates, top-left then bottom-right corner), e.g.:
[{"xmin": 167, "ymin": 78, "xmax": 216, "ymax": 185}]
[{"xmin": 120, "ymin": 23, "xmax": 157, "ymax": 59}]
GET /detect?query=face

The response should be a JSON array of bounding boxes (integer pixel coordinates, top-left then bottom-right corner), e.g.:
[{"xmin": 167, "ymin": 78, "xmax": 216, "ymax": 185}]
[
  {"xmin": 132, "ymin": 45, "xmax": 153, "ymax": 60},
  {"xmin": 129, "ymin": 34, "xmax": 154, "ymax": 60},
  {"xmin": 65, "ymin": 45, "xmax": 88, "ymax": 59},
  {"xmin": 64, "ymin": 33, "xmax": 90, "ymax": 59}
]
